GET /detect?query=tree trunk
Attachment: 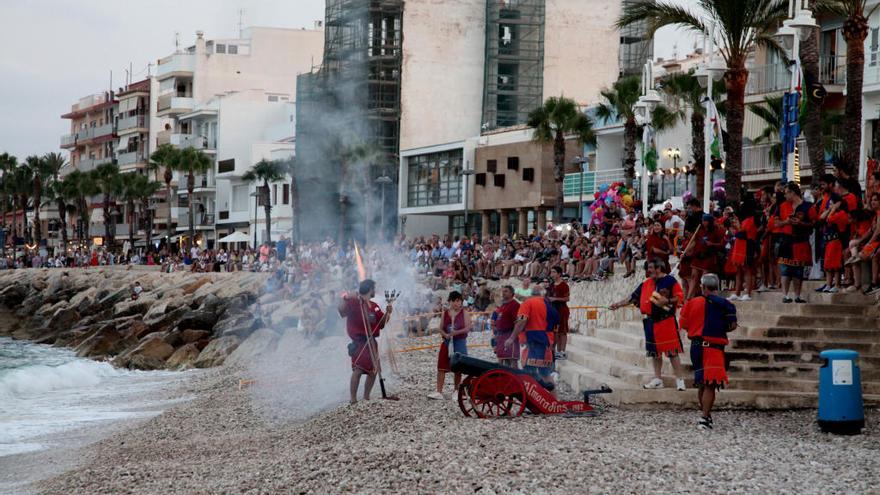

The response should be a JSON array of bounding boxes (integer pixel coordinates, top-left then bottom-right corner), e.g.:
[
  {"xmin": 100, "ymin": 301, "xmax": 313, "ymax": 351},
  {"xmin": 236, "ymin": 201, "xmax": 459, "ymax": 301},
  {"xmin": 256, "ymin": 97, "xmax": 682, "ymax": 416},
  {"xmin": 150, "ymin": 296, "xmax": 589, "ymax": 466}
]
[
  {"xmin": 32, "ymin": 182, "xmax": 42, "ymax": 247},
  {"xmin": 724, "ymin": 67, "xmax": 749, "ymax": 205},
  {"xmin": 290, "ymin": 176, "xmax": 300, "ymax": 256},
  {"xmin": 623, "ymin": 118, "xmax": 637, "ymax": 190},
  {"xmin": 20, "ymin": 195, "xmax": 28, "ymax": 243},
  {"xmin": 188, "ymin": 172, "xmax": 195, "ymax": 252},
  {"xmin": 143, "ymin": 197, "xmax": 152, "ymax": 254},
  {"xmin": 263, "ymin": 180, "xmax": 272, "ymax": 244},
  {"xmin": 102, "ymin": 193, "xmax": 112, "ymax": 249},
  {"xmin": 691, "ymin": 111, "xmax": 706, "ymax": 204},
  {"xmin": 128, "ymin": 199, "xmax": 135, "ymax": 252},
  {"xmin": 800, "ymin": 20, "xmax": 825, "ymax": 182},
  {"xmin": 57, "ymin": 199, "xmax": 68, "ymax": 253},
  {"xmin": 553, "ymin": 129, "xmax": 566, "ymax": 222},
  {"xmin": 842, "ymin": 15, "xmax": 869, "ymax": 178},
  {"xmin": 165, "ymin": 169, "xmax": 174, "ymax": 245}
]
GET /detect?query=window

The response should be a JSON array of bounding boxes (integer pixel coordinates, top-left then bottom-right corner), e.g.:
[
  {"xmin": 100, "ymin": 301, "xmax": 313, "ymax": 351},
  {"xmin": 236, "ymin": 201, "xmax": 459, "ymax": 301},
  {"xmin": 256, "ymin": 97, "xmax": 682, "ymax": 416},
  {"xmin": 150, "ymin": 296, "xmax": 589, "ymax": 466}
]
[
  {"xmin": 493, "ymin": 174, "xmax": 506, "ymax": 188},
  {"xmin": 507, "ymin": 156, "xmax": 519, "ymax": 170},
  {"xmin": 232, "ymin": 185, "xmax": 248, "ymax": 211},
  {"xmin": 487, "ymin": 159, "xmax": 497, "ymax": 173},
  {"xmin": 871, "ymin": 28, "xmax": 879, "ymax": 66},
  {"xmin": 522, "ymin": 167, "xmax": 535, "ymax": 182},
  {"xmin": 268, "ymin": 95, "xmax": 279, "ymax": 102},
  {"xmin": 283, "ymin": 184, "xmax": 290, "ymax": 205},
  {"xmin": 273, "ymin": 185, "xmax": 278, "ymax": 205},
  {"xmin": 406, "ymin": 148, "xmax": 464, "ymax": 207},
  {"xmin": 218, "ymin": 159, "xmax": 235, "ymax": 174},
  {"xmin": 475, "ymin": 173, "xmax": 487, "ymax": 186},
  {"xmin": 216, "ymin": 44, "xmax": 226, "ymax": 54},
  {"xmin": 227, "ymin": 44, "xmax": 238, "ymax": 55}
]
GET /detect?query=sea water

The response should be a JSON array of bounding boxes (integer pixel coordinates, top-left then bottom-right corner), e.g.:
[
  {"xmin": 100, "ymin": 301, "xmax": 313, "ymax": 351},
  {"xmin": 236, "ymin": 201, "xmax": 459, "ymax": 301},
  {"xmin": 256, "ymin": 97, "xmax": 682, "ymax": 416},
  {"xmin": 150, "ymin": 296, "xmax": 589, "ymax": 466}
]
[{"xmin": 0, "ymin": 337, "xmax": 183, "ymax": 458}]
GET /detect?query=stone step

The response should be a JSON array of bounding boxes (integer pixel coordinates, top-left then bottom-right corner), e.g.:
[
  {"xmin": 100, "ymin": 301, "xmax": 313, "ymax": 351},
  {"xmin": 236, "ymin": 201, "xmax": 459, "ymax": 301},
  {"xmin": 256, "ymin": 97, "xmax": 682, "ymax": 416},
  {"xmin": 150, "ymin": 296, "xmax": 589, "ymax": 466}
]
[
  {"xmin": 739, "ymin": 327, "xmax": 880, "ymax": 342},
  {"xmin": 568, "ymin": 334, "xmax": 694, "ymax": 369},
  {"xmin": 726, "ymin": 350, "xmax": 880, "ymax": 370},
  {"xmin": 735, "ymin": 301, "xmax": 879, "ymax": 317},
  {"xmin": 558, "ymin": 361, "xmax": 880, "ymax": 409},
  {"xmin": 727, "ymin": 362, "xmax": 880, "ymax": 381},
  {"xmin": 738, "ymin": 313, "xmax": 880, "ymax": 330},
  {"xmin": 583, "ymin": 326, "xmax": 645, "ymax": 349},
  {"xmin": 729, "ymin": 337, "xmax": 880, "ymax": 355},
  {"xmin": 734, "ymin": 291, "xmax": 876, "ymax": 305}
]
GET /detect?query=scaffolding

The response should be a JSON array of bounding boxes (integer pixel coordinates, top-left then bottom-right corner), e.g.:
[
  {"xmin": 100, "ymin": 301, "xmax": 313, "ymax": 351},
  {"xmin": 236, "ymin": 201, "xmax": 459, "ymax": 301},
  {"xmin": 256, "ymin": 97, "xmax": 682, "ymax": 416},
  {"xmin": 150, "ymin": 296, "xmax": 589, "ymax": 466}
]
[
  {"xmin": 294, "ymin": 0, "xmax": 404, "ymax": 241},
  {"xmin": 618, "ymin": 0, "xmax": 653, "ymax": 78},
  {"xmin": 482, "ymin": 0, "xmax": 546, "ymax": 131}
]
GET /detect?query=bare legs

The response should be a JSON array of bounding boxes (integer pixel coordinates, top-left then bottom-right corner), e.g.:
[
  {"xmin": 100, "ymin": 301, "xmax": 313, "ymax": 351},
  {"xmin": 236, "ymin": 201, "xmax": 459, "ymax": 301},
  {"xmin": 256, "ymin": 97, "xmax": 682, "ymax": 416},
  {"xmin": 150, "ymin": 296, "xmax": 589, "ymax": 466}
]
[
  {"xmin": 698, "ymin": 386, "xmax": 716, "ymax": 418},
  {"xmin": 436, "ymin": 370, "xmax": 462, "ymax": 395},
  {"xmin": 350, "ymin": 369, "xmax": 377, "ymax": 404}
]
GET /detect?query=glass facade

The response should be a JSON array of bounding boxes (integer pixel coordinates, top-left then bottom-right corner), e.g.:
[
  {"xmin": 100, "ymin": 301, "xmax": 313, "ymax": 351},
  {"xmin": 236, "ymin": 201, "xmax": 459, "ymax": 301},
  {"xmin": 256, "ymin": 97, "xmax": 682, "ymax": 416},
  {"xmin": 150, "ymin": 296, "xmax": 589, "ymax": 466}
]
[{"xmin": 406, "ymin": 149, "xmax": 464, "ymax": 207}]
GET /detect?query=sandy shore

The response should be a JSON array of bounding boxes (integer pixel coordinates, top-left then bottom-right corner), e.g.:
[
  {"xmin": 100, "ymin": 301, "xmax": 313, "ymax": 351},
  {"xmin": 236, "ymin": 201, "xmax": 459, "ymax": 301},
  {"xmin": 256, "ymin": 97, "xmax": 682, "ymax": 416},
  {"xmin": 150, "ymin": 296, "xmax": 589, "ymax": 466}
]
[{"xmin": 32, "ymin": 340, "xmax": 880, "ymax": 495}]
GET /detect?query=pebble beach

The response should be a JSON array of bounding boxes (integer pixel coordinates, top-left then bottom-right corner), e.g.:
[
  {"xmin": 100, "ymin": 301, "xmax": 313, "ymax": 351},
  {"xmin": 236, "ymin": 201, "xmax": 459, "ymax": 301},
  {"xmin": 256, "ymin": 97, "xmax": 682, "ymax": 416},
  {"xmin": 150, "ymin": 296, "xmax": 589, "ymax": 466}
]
[{"xmin": 32, "ymin": 341, "xmax": 880, "ymax": 495}]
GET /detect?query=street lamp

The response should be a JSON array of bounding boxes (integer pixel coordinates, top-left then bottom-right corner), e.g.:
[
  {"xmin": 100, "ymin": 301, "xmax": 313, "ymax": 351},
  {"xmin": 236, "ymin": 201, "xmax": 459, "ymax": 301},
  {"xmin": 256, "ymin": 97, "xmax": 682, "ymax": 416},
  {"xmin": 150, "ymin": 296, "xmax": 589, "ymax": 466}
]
[
  {"xmin": 250, "ymin": 191, "xmax": 258, "ymax": 248},
  {"xmin": 637, "ymin": 58, "xmax": 662, "ymax": 216},
  {"xmin": 375, "ymin": 174, "xmax": 393, "ymax": 242},
  {"xmin": 665, "ymin": 147, "xmax": 681, "ymax": 198},
  {"xmin": 571, "ymin": 156, "xmax": 588, "ymax": 222},
  {"xmin": 461, "ymin": 164, "xmax": 475, "ymax": 237},
  {"xmin": 696, "ymin": 21, "xmax": 726, "ymax": 212}
]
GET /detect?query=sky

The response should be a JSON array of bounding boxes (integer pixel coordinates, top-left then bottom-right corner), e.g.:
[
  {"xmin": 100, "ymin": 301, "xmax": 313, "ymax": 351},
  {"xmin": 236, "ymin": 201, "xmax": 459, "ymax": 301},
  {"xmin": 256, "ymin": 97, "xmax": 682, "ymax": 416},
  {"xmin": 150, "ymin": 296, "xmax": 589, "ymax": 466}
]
[{"xmin": 0, "ymin": 0, "xmax": 696, "ymax": 160}]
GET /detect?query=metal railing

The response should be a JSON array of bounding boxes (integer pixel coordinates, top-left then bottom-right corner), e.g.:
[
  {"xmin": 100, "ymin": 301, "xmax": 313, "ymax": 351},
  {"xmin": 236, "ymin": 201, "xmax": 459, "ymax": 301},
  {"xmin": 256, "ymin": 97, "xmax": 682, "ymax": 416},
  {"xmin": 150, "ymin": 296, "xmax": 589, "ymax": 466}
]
[
  {"xmin": 563, "ymin": 168, "xmax": 627, "ymax": 197},
  {"xmin": 865, "ymin": 55, "xmax": 880, "ymax": 86},
  {"xmin": 156, "ymin": 54, "xmax": 195, "ymax": 79},
  {"xmin": 177, "ymin": 213, "xmax": 215, "ymax": 228},
  {"xmin": 117, "ymin": 115, "xmax": 146, "ymax": 132},
  {"xmin": 819, "ymin": 55, "xmax": 846, "ymax": 86},
  {"xmin": 157, "ymin": 94, "xmax": 194, "ymax": 112},
  {"xmin": 76, "ymin": 156, "xmax": 114, "ymax": 172},
  {"xmin": 61, "ymin": 123, "xmax": 115, "ymax": 146},
  {"xmin": 742, "ymin": 143, "xmax": 780, "ymax": 175},
  {"xmin": 118, "ymin": 151, "xmax": 146, "ymax": 166},
  {"xmin": 746, "ymin": 63, "xmax": 789, "ymax": 96},
  {"xmin": 171, "ymin": 133, "xmax": 213, "ymax": 150}
]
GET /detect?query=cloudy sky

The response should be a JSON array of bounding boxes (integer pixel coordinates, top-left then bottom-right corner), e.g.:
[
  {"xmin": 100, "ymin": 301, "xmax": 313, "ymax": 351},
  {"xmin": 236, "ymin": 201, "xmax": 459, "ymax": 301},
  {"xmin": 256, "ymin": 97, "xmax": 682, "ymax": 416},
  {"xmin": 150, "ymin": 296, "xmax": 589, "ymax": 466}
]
[{"xmin": 0, "ymin": 0, "xmax": 695, "ymax": 160}]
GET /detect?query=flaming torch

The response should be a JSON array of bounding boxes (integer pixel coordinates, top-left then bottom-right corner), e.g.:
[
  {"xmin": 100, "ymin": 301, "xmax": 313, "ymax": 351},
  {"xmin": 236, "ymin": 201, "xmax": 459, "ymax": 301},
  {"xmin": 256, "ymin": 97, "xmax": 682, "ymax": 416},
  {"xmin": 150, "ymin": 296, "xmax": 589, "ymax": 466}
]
[{"xmin": 353, "ymin": 241, "xmax": 368, "ymax": 282}]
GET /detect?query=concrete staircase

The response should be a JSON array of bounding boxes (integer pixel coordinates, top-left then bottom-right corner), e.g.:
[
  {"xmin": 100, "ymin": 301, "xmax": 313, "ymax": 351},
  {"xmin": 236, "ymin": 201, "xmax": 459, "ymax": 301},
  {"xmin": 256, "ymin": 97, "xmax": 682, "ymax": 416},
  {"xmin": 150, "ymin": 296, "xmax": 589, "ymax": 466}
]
[{"xmin": 559, "ymin": 284, "xmax": 880, "ymax": 409}]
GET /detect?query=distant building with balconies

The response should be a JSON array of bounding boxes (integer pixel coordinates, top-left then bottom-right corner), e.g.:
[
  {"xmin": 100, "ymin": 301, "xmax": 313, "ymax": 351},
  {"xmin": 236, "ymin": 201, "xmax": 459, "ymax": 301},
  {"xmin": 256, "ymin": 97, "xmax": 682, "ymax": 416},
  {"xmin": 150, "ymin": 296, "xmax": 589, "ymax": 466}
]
[{"xmin": 61, "ymin": 92, "xmax": 117, "ymax": 174}]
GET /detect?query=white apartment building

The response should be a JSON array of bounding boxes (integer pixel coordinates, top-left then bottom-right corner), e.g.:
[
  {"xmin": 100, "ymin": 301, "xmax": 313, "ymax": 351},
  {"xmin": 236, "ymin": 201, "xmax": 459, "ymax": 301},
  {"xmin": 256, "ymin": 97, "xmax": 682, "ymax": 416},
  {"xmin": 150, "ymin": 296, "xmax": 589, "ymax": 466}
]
[{"xmin": 153, "ymin": 26, "xmax": 323, "ymax": 248}]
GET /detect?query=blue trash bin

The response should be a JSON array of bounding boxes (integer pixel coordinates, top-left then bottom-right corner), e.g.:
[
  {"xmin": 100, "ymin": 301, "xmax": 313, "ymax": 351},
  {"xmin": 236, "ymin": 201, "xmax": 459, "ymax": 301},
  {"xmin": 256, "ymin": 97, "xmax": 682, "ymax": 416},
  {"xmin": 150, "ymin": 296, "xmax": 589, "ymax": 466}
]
[{"xmin": 818, "ymin": 349, "xmax": 865, "ymax": 435}]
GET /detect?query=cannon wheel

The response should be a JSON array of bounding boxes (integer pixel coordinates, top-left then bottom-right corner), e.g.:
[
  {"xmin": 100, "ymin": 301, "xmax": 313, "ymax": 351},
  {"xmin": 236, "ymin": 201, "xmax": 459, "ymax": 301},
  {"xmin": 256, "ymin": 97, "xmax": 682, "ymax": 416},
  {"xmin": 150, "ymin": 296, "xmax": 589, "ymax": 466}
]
[
  {"xmin": 457, "ymin": 376, "xmax": 476, "ymax": 417},
  {"xmin": 469, "ymin": 369, "xmax": 526, "ymax": 418}
]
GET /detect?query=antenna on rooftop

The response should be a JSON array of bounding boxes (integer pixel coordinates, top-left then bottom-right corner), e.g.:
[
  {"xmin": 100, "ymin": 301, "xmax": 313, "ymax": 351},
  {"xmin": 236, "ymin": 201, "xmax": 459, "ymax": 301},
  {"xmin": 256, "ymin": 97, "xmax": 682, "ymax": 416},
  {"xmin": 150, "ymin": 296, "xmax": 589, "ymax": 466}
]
[
  {"xmin": 238, "ymin": 8, "xmax": 245, "ymax": 37},
  {"xmin": 174, "ymin": 31, "xmax": 180, "ymax": 53}
]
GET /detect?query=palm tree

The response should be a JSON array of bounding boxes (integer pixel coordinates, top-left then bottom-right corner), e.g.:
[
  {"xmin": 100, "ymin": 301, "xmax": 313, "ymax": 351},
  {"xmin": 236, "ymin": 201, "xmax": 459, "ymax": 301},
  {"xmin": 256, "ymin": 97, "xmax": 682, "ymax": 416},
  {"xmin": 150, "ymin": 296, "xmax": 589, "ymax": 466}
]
[
  {"xmin": 64, "ymin": 170, "xmax": 97, "ymax": 246},
  {"xmin": 11, "ymin": 162, "xmax": 34, "ymax": 243},
  {"xmin": 595, "ymin": 77, "xmax": 642, "ymax": 189},
  {"xmin": 816, "ymin": 1, "xmax": 879, "ymax": 177},
  {"xmin": 150, "ymin": 143, "xmax": 178, "ymax": 243},
  {"xmin": 92, "ymin": 162, "xmax": 122, "ymax": 249},
  {"xmin": 41, "ymin": 152, "xmax": 67, "ymax": 251},
  {"xmin": 800, "ymin": 0, "xmax": 825, "ymax": 180},
  {"xmin": 527, "ymin": 96, "xmax": 596, "ymax": 222},
  {"xmin": 279, "ymin": 157, "xmax": 300, "ymax": 251},
  {"xmin": 242, "ymin": 159, "xmax": 285, "ymax": 246},
  {"xmin": 0, "ymin": 153, "xmax": 16, "ymax": 255},
  {"xmin": 118, "ymin": 173, "xmax": 140, "ymax": 251},
  {"xmin": 657, "ymin": 70, "xmax": 727, "ymax": 203},
  {"xmin": 172, "ymin": 147, "xmax": 212, "ymax": 251},
  {"xmin": 136, "ymin": 176, "xmax": 162, "ymax": 253},
  {"xmin": 618, "ymin": 0, "xmax": 788, "ymax": 204}
]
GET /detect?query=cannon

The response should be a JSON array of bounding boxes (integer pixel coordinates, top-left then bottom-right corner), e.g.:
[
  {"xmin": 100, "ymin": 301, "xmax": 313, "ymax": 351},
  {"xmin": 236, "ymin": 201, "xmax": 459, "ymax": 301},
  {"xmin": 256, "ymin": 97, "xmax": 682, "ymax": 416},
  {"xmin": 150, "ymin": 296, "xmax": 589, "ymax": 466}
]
[{"xmin": 450, "ymin": 353, "xmax": 612, "ymax": 418}]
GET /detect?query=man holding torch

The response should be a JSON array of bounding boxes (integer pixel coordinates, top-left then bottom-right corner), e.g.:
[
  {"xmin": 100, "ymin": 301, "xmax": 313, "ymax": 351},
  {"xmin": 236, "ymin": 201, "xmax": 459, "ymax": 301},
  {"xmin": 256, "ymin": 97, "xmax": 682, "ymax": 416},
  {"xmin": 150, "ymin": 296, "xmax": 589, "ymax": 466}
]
[{"xmin": 338, "ymin": 279, "xmax": 393, "ymax": 404}]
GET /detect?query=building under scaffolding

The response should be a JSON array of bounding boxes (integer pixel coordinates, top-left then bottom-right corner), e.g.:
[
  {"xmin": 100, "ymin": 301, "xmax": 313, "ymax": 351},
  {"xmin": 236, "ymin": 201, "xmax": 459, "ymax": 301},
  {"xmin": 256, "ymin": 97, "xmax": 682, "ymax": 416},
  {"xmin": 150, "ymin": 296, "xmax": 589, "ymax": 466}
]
[
  {"xmin": 482, "ymin": 0, "xmax": 546, "ymax": 131},
  {"xmin": 295, "ymin": 0, "xmax": 403, "ymax": 242},
  {"xmin": 618, "ymin": 0, "xmax": 653, "ymax": 77}
]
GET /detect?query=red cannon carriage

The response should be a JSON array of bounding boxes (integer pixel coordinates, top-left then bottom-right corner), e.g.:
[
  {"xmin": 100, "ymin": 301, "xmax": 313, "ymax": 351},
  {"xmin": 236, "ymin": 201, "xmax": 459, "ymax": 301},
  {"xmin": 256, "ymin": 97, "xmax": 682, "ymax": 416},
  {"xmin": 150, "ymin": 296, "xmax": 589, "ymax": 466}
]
[{"xmin": 450, "ymin": 353, "xmax": 612, "ymax": 418}]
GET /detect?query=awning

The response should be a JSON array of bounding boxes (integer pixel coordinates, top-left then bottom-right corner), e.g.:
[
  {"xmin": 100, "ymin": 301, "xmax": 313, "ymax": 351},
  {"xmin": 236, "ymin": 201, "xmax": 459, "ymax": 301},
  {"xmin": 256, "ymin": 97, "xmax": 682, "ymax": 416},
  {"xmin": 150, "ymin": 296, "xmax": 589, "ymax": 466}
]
[
  {"xmin": 218, "ymin": 231, "xmax": 250, "ymax": 243},
  {"xmin": 118, "ymin": 97, "xmax": 136, "ymax": 113},
  {"xmin": 116, "ymin": 135, "xmax": 130, "ymax": 152}
]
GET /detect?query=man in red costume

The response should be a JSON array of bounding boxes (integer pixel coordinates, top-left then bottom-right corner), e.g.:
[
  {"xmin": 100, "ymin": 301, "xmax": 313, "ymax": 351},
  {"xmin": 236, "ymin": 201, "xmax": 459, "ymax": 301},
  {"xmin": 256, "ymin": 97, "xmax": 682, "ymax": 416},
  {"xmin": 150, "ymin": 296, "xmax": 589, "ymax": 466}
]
[
  {"xmin": 680, "ymin": 273, "xmax": 737, "ymax": 430},
  {"xmin": 338, "ymin": 279, "xmax": 392, "ymax": 404},
  {"xmin": 611, "ymin": 259, "xmax": 686, "ymax": 391}
]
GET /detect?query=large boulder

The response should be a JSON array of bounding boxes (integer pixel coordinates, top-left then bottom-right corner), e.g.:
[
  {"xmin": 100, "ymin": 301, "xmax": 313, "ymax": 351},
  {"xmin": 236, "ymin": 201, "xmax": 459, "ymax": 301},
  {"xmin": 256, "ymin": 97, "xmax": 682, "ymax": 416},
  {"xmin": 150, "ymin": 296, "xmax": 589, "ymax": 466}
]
[
  {"xmin": 143, "ymin": 305, "xmax": 188, "ymax": 332},
  {"xmin": 193, "ymin": 336, "xmax": 240, "ymax": 368},
  {"xmin": 69, "ymin": 287, "xmax": 98, "ymax": 314},
  {"xmin": 166, "ymin": 344, "xmax": 200, "ymax": 370},
  {"xmin": 0, "ymin": 283, "xmax": 28, "ymax": 307},
  {"xmin": 113, "ymin": 295, "xmax": 156, "ymax": 317},
  {"xmin": 181, "ymin": 277, "xmax": 212, "ymax": 295},
  {"xmin": 47, "ymin": 306, "xmax": 80, "ymax": 332},
  {"xmin": 75, "ymin": 327, "xmax": 127, "ymax": 358},
  {"xmin": 177, "ymin": 309, "xmax": 219, "ymax": 331},
  {"xmin": 215, "ymin": 311, "xmax": 260, "ymax": 339},
  {"xmin": 118, "ymin": 335, "xmax": 175, "ymax": 370},
  {"xmin": 226, "ymin": 329, "xmax": 278, "ymax": 367},
  {"xmin": 142, "ymin": 300, "xmax": 169, "ymax": 322},
  {"xmin": 181, "ymin": 329, "xmax": 210, "ymax": 344}
]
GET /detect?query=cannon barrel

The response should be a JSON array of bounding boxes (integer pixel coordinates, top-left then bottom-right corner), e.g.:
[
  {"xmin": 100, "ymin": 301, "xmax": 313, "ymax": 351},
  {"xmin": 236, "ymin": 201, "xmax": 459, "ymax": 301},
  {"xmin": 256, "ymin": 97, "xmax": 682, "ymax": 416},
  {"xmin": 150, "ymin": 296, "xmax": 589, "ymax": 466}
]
[{"xmin": 450, "ymin": 353, "xmax": 529, "ymax": 377}]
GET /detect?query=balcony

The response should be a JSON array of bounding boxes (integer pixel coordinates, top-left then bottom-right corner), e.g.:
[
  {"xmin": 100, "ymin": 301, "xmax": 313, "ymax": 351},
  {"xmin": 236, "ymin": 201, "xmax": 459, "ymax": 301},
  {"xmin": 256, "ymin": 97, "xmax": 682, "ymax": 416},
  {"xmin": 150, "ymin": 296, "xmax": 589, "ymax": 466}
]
[
  {"xmin": 157, "ymin": 94, "xmax": 195, "ymax": 116},
  {"xmin": 156, "ymin": 54, "xmax": 195, "ymax": 80},
  {"xmin": 61, "ymin": 123, "xmax": 115, "ymax": 148},
  {"xmin": 819, "ymin": 55, "xmax": 846, "ymax": 87},
  {"xmin": 170, "ymin": 133, "xmax": 214, "ymax": 151},
  {"xmin": 743, "ymin": 143, "xmax": 780, "ymax": 176},
  {"xmin": 118, "ymin": 151, "xmax": 147, "ymax": 167},
  {"xmin": 745, "ymin": 63, "xmax": 789, "ymax": 96},
  {"xmin": 864, "ymin": 54, "xmax": 880, "ymax": 91},
  {"xmin": 76, "ymin": 156, "xmax": 114, "ymax": 172},
  {"xmin": 177, "ymin": 174, "xmax": 216, "ymax": 193},
  {"xmin": 117, "ymin": 115, "xmax": 147, "ymax": 133},
  {"xmin": 177, "ymin": 213, "xmax": 216, "ymax": 230}
]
